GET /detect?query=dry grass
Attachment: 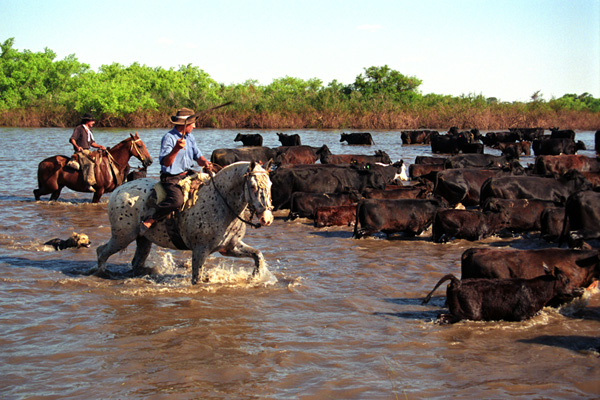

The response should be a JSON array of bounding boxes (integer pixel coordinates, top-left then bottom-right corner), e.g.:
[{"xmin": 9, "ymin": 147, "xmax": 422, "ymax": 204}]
[{"xmin": 1, "ymin": 108, "xmax": 599, "ymax": 130}]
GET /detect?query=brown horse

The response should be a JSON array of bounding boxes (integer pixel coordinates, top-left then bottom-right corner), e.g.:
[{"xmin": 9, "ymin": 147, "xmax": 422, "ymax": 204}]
[{"xmin": 34, "ymin": 132, "xmax": 153, "ymax": 203}]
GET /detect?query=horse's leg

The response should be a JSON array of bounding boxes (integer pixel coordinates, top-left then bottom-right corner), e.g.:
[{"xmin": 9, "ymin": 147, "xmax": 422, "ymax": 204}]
[
  {"xmin": 191, "ymin": 246, "xmax": 211, "ymax": 285},
  {"xmin": 131, "ymin": 236, "xmax": 156, "ymax": 276},
  {"xmin": 91, "ymin": 189, "xmax": 104, "ymax": 203},
  {"xmin": 220, "ymin": 241, "xmax": 266, "ymax": 277},
  {"xmin": 49, "ymin": 187, "xmax": 63, "ymax": 201},
  {"xmin": 96, "ymin": 235, "xmax": 135, "ymax": 277}
]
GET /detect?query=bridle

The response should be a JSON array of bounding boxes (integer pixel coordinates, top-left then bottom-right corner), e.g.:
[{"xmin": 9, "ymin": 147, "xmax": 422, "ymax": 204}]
[
  {"xmin": 210, "ymin": 168, "xmax": 272, "ymax": 229},
  {"xmin": 130, "ymin": 137, "xmax": 149, "ymax": 166}
]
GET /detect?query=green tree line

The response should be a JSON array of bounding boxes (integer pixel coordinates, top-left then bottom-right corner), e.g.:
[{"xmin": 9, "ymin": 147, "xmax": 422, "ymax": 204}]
[{"xmin": 1, "ymin": 37, "xmax": 599, "ymax": 129}]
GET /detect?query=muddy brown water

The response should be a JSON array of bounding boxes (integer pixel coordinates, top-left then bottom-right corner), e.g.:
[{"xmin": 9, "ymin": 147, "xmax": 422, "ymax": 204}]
[{"xmin": 1, "ymin": 127, "xmax": 599, "ymax": 399}]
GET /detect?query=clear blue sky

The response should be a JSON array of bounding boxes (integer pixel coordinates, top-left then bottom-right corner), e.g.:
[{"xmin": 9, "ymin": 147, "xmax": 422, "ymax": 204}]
[{"xmin": 1, "ymin": 0, "xmax": 598, "ymax": 102}]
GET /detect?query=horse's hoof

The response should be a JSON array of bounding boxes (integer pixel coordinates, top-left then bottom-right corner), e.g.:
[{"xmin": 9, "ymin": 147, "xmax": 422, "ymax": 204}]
[
  {"xmin": 93, "ymin": 268, "xmax": 111, "ymax": 279},
  {"xmin": 133, "ymin": 267, "xmax": 158, "ymax": 277}
]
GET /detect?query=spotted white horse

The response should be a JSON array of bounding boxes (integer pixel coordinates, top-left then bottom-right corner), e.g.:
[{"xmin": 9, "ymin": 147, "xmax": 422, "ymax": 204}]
[{"xmin": 96, "ymin": 161, "xmax": 273, "ymax": 284}]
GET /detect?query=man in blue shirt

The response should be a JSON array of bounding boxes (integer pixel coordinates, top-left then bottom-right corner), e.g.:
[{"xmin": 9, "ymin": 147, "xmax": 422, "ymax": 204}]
[{"xmin": 140, "ymin": 107, "xmax": 213, "ymax": 235}]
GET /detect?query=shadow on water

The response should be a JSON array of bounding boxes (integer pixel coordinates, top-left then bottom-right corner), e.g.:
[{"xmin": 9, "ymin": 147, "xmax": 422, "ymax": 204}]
[
  {"xmin": 0, "ymin": 255, "xmax": 135, "ymax": 279},
  {"xmin": 374, "ymin": 296, "xmax": 445, "ymax": 321},
  {"xmin": 309, "ymin": 230, "xmax": 354, "ymax": 239},
  {"xmin": 518, "ymin": 335, "xmax": 600, "ymax": 355}
]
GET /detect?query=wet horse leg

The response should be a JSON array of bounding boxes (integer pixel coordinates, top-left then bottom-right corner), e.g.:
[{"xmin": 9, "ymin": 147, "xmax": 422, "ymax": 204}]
[
  {"xmin": 131, "ymin": 236, "xmax": 156, "ymax": 276},
  {"xmin": 96, "ymin": 234, "xmax": 136, "ymax": 276},
  {"xmin": 191, "ymin": 246, "xmax": 212, "ymax": 285},
  {"xmin": 220, "ymin": 241, "xmax": 266, "ymax": 277}
]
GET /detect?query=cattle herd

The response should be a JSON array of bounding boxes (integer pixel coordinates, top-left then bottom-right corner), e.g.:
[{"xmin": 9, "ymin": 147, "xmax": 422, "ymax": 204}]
[{"xmin": 212, "ymin": 129, "xmax": 600, "ymax": 324}]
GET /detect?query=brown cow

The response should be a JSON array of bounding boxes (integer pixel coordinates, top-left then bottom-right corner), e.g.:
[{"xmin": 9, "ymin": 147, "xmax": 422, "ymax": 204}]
[
  {"xmin": 274, "ymin": 145, "xmax": 325, "ymax": 166},
  {"xmin": 314, "ymin": 205, "xmax": 357, "ymax": 227},
  {"xmin": 362, "ymin": 185, "xmax": 431, "ymax": 200},
  {"xmin": 540, "ymin": 206, "xmax": 565, "ymax": 242},
  {"xmin": 461, "ymin": 247, "xmax": 599, "ymax": 296},
  {"xmin": 533, "ymin": 154, "xmax": 600, "ymax": 176}
]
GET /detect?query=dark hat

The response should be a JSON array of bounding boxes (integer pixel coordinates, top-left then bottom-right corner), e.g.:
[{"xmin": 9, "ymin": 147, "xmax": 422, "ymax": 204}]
[
  {"xmin": 80, "ymin": 113, "xmax": 96, "ymax": 124},
  {"xmin": 170, "ymin": 108, "xmax": 198, "ymax": 125}
]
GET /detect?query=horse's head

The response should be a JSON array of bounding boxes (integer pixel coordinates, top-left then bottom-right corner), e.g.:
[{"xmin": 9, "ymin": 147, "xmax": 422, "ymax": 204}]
[
  {"xmin": 245, "ymin": 160, "xmax": 273, "ymax": 226},
  {"xmin": 129, "ymin": 132, "xmax": 153, "ymax": 168}
]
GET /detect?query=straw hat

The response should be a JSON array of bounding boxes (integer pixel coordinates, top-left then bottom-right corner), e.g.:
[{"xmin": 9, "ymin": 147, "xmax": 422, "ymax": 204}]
[{"xmin": 170, "ymin": 108, "xmax": 198, "ymax": 125}]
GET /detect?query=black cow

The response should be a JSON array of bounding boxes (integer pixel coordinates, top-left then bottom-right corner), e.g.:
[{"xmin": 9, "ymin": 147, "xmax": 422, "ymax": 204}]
[
  {"xmin": 461, "ymin": 247, "xmax": 599, "ymax": 298},
  {"xmin": 340, "ymin": 132, "xmax": 374, "ymax": 145},
  {"xmin": 509, "ymin": 127, "xmax": 545, "ymax": 141},
  {"xmin": 401, "ymin": 130, "xmax": 436, "ymax": 145},
  {"xmin": 270, "ymin": 164, "xmax": 390, "ymax": 210},
  {"xmin": 422, "ymin": 268, "xmax": 581, "ymax": 323},
  {"xmin": 234, "ymin": 133, "xmax": 263, "ymax": 146},
  {"xmin": 550, "ymin": 127, "xmax": 576, "ymax": 140},
  {"xmin": 430, "ymin": 131, "xmax": 460, "ymax": 154},
  {"xmin": 444, "ymin": 154, "xmax": 519, "ymax": 169},
  {"xmin": 532, "ymin": 138, "xmax": 586, "ymax": 155},
  {"xmin": 432, "ymin": 209, "xmax": 507, "ymax": 243},
  {"xmin": 414, "ymin": 156, "xmax": 447, "ymax": 165},
  {"xmin": 286, "ymin": 191, "xmax": 361, "ymax": 220},
  {"xmin": 316, "ymin": 145, "xmax": 391, "ymax": 165},
  {"xmin": 211, "ymin": 147, "xmax": 278, "ymax": 167},
  {"xmin": 481, "ymin": 131, "xmax": 522, "ymax": 146},
  {"xmin": 481, "ymin": 198, "xmax": 559, "ymax": 233},
  {"xmin": 560, "ymin": 190, "xmax": 600, "ymax": 247},
  {"xmin": 353, "ymin": 199, "xmax": 440, "ymax": 238},
  {"xmin": 434, "ymin": 168, "xmax": 512, "ymax": 207},
  {"xmin": 479, "ymin": 171, "xmax": 592, "ymax": 206},
  {"xmin": 277, "ymin": 132, "xmax": 302, "ymax": 146}
]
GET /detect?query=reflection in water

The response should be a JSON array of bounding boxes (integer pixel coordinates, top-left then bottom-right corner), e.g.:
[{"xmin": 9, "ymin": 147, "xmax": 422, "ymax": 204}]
[{"xmin": 1, "ymin": 128, "xmax": 599, "ymax": 399}]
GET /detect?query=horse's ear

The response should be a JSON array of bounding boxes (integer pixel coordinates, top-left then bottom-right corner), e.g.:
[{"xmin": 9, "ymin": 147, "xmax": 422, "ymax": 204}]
[
  {"xmin": 250, "ymin": 160, "xmax": 256, "ymax": 171},
  {"xmin": 265, "ymin": 159, "xmax": 273, "ymax": 171}
]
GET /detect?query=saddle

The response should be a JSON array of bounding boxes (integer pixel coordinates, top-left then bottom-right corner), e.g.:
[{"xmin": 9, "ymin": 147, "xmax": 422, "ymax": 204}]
[
  {"xmin": 153, "ymin": 172, "xmax": 211, "ymax": 212},
  {"xmin": 150, "ymin": 172, "xmax": 211, "ymax": 250}
]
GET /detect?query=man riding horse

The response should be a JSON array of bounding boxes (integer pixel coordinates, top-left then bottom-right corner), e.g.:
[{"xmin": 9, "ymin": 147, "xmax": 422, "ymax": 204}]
[
  {"xmin": 139, "ymin": 107, "xmax": 215, "ymax": 235},
  {"xmin": 69, "ymin": 113, "xmax": 106, "ymax": 192}
]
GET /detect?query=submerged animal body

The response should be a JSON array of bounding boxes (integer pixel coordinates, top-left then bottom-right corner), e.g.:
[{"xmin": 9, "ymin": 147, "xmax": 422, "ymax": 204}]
[{"xmin": 96, "ymin": 162, "xmax": 273, "ymax": 284}]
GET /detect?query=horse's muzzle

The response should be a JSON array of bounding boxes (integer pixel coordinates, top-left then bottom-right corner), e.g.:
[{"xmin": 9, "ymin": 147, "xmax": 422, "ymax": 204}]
[
  {"xmin": 258, "ymin": 210, "xmax": 274, "ymax": 226},
  {"xmin": 143, "ymin": 158, "xmax": 154, "ymax": 168}
]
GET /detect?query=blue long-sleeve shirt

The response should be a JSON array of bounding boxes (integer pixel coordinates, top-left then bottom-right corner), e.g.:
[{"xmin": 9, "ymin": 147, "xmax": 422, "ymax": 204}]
[{"xmin": 158, "ymin": 128, "xmax": 202, "ymax": 175}]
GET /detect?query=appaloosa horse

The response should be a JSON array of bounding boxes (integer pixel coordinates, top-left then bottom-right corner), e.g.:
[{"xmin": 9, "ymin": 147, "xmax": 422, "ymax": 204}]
[
  {"xmin": 96, "ymin": 161, "xmax": 274, "ymax": 284},
  {"xmin": 34, "ymin": 132, "xmax": 153, "ymax": 203}
]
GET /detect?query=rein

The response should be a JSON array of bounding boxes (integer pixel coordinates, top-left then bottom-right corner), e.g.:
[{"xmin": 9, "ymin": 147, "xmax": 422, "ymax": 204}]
[
  {"xmin": 209, "ymin": 172, "xmax": 262, "ymax": 229},
  {"xmin": 100, "ymin": 138, "xmax": 146, "ymax": 186}
]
